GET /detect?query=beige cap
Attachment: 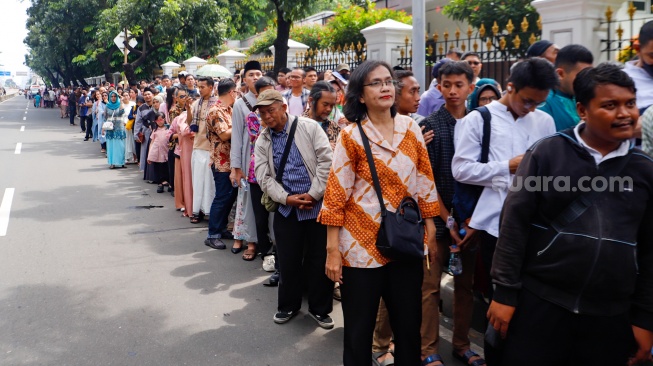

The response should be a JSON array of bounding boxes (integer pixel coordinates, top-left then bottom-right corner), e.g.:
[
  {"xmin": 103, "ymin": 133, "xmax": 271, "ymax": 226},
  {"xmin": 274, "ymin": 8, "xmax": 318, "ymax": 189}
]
[
  {"xmin": 253, "ymin": 89, "xmax": 284, "ymax": 110},
  {"xmin": 336, "ymin": 63, "xmax": 350, "ymax": 72}
]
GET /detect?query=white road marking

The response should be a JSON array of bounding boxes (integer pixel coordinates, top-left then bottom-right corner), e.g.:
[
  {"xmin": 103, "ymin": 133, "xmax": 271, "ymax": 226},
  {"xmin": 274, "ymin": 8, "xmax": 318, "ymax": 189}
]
[
  {"xmin": 0, "ymin": 188, "xmax": 15, "ymax": 236},
  {"xmin": 22, "ymin": 117, "xmax": 26, "ymax": 120},
  {"xmin": 24, "ymin": 111, "xmax": 27, "ymax": 114},
  {"xmin": 14, "ymin": 143, "xmax": 22, "ymax": 154},
  {"xmin": 20, "ymin": 126, "xmax": 25, "ymax": 132}
]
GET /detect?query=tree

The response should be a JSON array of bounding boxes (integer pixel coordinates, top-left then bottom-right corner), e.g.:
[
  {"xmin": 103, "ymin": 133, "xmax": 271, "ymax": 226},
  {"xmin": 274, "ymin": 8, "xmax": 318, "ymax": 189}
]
[
  {"xmin": 100, "ymin": 0, "xmax": 227, "ymax": 86},
  {"xmin": 443, "ymin": 0, "xmax": 540, "ymax": 39},
  {"xmin": 326, "ymin": 2, "xmax": 412, "ymax": 46}
]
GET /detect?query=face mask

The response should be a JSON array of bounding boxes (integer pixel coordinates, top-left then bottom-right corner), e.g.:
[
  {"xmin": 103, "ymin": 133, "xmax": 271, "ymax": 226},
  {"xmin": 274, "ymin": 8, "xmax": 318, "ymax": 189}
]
[{"xmin": 642, "ymin": 60, "xmax": 653, "ymax": 78}]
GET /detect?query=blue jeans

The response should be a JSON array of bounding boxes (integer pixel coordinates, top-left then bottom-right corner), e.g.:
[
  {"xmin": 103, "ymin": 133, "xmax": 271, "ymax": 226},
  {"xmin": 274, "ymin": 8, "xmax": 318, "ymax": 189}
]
[{"xmin": 207, "ymin": 170, "xmax": 238, "ymax": 239}]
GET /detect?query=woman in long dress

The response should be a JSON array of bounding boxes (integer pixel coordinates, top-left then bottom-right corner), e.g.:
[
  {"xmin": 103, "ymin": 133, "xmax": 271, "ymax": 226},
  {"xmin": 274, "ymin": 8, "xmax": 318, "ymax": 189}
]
[
  {"xmin": 177, "ymin": 92, "xmax": 195, "ymax": 218},
  {"xmin": 122, "ymin": 91, "xmax": 137, "ymax": 164},
  {"xmin": 104, "ymin": 91, "xmax": 126, "ymax": 169}
]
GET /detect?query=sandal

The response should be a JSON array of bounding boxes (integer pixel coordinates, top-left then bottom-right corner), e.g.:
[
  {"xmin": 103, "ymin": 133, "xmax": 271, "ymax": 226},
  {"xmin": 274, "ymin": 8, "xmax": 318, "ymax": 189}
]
[
  {"xmin": 452, "ymin": 350, "xmax": 485, "ymax": 366},
  {"xmin": 242, "ymin": 246, "xmax": 257, "ymax": 261},
  {"xmin": 372, "ymin": 351, "xmax": 395, "ymax": 366},
  {"xmin": 190, "ymin": 215, "xmax": 201, "ymax": 224},
  {"xmin": 422, "ymin": 354, "xmax": 445, "ymax": 366}
]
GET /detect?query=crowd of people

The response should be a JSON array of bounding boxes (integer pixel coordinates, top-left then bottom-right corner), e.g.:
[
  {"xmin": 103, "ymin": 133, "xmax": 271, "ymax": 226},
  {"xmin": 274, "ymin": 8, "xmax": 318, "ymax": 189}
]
[{"xmin": 35, "ymin": 19, "xmax": 653, "ymax": 366}]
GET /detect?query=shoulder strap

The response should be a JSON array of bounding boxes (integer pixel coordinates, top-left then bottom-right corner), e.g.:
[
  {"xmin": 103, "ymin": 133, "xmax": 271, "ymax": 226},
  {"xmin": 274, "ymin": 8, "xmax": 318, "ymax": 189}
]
[
  {"xmin": 550, "ymin": 153, "xmax": 632, "ymax": 231},
  {"xmin": 357, "ymin": 122, "xmax": 387, "ymax": 216},
  {"xmin": 242, "ymin": 96, "xmax": 254, "ymax": 112},
  {"xmin": 477, "ymin": 106, "xmax": 491, "ymax": 163},
  {"xmin": 275, "ymin": 117, "xmax": 299, "ymax": 183}
]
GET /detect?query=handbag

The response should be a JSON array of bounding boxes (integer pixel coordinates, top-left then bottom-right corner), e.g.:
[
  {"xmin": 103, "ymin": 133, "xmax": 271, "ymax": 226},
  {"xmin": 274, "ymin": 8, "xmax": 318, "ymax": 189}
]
[
  {"xmin": 261, "ymin": 117, "xmax": 298, "ymax": 212},
  {"xmin": 357, "ymin": 122, "xmax": 425, "ymax": 260},
  {"xmin": 102, "ymin": 121, "xmax": 114, "ymax": 130}
]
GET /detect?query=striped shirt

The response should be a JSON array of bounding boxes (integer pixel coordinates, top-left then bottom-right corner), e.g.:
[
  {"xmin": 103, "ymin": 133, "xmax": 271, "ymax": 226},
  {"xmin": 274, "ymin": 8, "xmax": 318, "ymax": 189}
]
[
  {"xmin": 318, "ymin": 115, "xmax": 440, "ymax": 268},
  {"xmin": 271, "ymin": 120, "xmax": 322, "ymax": 221}
]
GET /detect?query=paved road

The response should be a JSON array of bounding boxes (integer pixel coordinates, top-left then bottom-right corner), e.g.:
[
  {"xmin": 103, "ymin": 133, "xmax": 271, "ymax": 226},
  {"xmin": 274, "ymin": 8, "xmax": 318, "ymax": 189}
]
[{"xmin": 0, "ymin": 94, "xmax": 480, "ymax": 366}]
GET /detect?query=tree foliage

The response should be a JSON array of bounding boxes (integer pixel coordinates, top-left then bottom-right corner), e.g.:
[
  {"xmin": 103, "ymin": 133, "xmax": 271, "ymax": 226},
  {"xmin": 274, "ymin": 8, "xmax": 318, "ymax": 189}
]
[
  {"xmin": 443, "ymin": 0, "xmax": 540, "ymax": 35},
  {"xmin": 24, "ymin": 0, "xmax": 228, "ymax": 87},
  {"xmin": 326, "ymin": 2, "xmax": 412, "ymax": 46}
]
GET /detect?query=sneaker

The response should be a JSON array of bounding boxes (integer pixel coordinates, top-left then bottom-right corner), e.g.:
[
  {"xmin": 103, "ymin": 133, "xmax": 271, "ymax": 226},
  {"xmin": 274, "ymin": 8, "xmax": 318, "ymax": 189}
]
[
  {"xmin": 273, "ymin": 310, "xmax": 297, "ymax": 324},
  {"xmin": 262, "ymin": 255, "xmax": 275, "ymax": 272},
  {"xmin": 204, "ymin": 238, "xmax": 226, "ymax": 250},
  {"xmin": 308, "ymin": 312, "xmax": 334, "ymax": 329}
]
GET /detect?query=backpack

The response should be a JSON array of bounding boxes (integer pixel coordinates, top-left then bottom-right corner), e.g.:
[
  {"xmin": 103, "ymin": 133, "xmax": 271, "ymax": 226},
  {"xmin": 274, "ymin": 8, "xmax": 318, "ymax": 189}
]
[{"xmin": 451, "ymin": 106, "xmax": 491, "ymax": 224}]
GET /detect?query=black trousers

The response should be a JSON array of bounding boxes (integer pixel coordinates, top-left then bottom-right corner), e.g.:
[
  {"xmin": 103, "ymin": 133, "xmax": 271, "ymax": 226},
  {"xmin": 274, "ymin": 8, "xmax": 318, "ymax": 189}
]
[
  {"xmin": 82, "ymin": 116, "xmax": 92, "ymax": 139},
  {"xmin": 250, "ymin": 183, "xmax": 272, "ymax": 255},
  {"xmin": 501, "ymin": 289, "xmax": 636, "ymax": 366},
  {"xmin": 152, "ymin": 162, "xmax": 169, "ymax": 184},
  {"xmin": 273, "ymin": 210, "xmax": 333, "ymax": 316},
  {"xmin": 167, "ymin": 150, "xmax": 176, "ymax": 190},
  {"xmin": 340, "ymin": 260, "xmax": 423, "ymax": 366}
]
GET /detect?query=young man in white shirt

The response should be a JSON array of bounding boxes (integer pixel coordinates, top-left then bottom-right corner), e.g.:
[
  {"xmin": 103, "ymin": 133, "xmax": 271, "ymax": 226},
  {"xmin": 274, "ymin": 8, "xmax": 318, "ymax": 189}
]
[
  {"xmin": 282, "ymin": 68, "xmax": 310, "ymax": 116},
  {"xmin": 451, "ymin": 57, "xmax": 559, "ymax": 365}
]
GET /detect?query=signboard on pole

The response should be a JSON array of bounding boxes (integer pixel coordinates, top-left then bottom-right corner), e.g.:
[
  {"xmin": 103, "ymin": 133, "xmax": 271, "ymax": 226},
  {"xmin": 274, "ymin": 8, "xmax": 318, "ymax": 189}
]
[{"xmin": 113, "ymin": 31, "xmax": 138, "ymax": 55}]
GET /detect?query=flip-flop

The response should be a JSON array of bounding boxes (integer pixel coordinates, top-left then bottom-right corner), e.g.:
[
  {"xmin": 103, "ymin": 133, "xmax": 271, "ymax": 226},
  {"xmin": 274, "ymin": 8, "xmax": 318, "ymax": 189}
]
[
  {"xmin": 372, "ymin": 351, "xmax": 395, "ymax": 366},
  {"xmin": 422, "ymin": 354, "xmax": 445, "ymax": 366},
  {"xmin": 452, "ymin": 350, "xmax": 485, "ymax": 366}
]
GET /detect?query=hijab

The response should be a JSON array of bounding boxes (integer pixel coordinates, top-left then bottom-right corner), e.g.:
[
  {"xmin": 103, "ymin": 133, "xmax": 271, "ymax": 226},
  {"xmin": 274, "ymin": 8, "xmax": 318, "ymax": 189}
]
[{"xmin": 106, "ymin": 90, "xmax": 121, "ymax": 110}]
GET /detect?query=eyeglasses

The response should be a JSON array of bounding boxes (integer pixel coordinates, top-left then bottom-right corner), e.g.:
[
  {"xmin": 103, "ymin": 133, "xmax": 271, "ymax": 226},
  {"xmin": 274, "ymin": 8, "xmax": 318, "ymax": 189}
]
[
  {"xmin": 363, "ymin": 80, "xmax": 398, "ymax": 89},
  {"xmin": 479, "ymin": 96, "xmax": 498, "ymax": 104},
  {"xmin": 177, "ymin": 95, "xmax": 187, "ymax": 99},
  {"xmin": 466, "ymin": 61, "xmax": 481, "ymax": 66},
  {"xmin": 517, "ymin": 93, "xmax": 546, "ymax": 109}
]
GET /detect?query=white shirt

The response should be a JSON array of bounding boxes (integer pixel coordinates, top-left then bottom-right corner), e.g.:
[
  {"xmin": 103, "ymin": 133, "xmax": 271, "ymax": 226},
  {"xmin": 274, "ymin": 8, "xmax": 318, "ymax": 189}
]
[
  {"xmin": 574, "ymin": 122, "xmax": 630, "ymax": 165},
  {"xmin": 452, "ymin": 100, "xmax": 556, "ymax": 237},
  {"xmin": 624, "ymin": 60, "xmax": 653, "ymax": 109},
  {"xmin": 287, "ymin": 95, "xmax": 304, "ymax": 116}
]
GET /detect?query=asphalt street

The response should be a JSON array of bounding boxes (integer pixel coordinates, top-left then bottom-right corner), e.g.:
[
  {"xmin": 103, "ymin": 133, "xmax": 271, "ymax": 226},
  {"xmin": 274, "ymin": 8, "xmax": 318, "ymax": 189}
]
[{"xmin": 0, "ymin": 94, "xmax": 481, "ymax": 366}]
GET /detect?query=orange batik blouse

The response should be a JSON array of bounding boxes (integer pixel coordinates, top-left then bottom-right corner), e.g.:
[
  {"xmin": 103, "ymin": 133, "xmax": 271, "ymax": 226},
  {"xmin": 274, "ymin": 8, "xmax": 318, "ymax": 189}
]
[{"xmin": 318, "ymin": 114, "xmax": 440, "ymax": 268}]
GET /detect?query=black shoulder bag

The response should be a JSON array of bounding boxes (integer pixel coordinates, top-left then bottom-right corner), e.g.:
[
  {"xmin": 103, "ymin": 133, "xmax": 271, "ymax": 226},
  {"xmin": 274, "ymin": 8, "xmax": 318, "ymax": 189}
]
[
  {"xmin": 357, "ymin": 122, "xmax": 425, "ymax": 260},
  {"xmin": 261, "ymin": 117, "xmax": 298, "ymax": 212}
]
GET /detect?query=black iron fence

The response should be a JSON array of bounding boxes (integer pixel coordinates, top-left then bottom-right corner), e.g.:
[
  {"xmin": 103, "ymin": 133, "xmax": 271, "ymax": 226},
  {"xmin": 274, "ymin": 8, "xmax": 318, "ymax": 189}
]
[
  {"xmin": 397, "ymin": 17, "xmax": 543, "ymax": 87},
  {"xmin": 296, "ymin": 42, "xmax": 367, "ymax": 72},
  {"xmin": 600, "ymin": 2, "xmax": 653, "ymax": 63}
]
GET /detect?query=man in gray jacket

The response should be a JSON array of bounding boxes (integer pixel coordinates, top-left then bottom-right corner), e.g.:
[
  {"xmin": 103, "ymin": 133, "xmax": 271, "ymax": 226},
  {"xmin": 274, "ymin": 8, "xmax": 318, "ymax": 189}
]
[{"xmin": 254, "ymin": 89, "xmax": 335, "ymax": 328}]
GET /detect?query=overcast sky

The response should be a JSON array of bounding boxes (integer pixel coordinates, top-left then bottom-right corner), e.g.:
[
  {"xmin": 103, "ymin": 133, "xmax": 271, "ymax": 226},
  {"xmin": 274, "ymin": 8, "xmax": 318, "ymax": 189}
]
[{"xmin": 0, "ymin": 0, "xmax": 30, "ymax": 75}]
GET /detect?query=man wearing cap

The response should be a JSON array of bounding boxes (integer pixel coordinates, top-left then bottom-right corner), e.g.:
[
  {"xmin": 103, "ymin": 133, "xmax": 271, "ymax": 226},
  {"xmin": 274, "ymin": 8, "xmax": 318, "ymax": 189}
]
[
  {"xmin": 254, "ymin": 89, "xmax": 335, "ymax": 328},
  {"xmin": 231, "ymin": 61, "xmax": 274, "ymax": 262},
  {"xmin": 336, "ymin": 63, "xmax": 350, "ymax": 80},
  {"xmin": 526, "ymin": 40, "xmax": 559, "ymax": 64},
  {"xmin": 417, "ymin": 58, "xmax": 451, "ymax": 117}
]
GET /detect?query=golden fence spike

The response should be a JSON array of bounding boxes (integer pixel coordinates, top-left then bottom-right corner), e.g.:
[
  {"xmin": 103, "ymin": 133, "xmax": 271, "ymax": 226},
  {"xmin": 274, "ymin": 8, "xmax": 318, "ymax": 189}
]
[
  {"xmin": 433, "ymin": 31, "xmax": 439, "ymax": 42},
  {"xmin": 409, "ymin": 47, "xmax": 413, "ymax": 58},
  {"xmin": 521, "ymin": 17, "xmax": 529, "ymax": 32},
  {"xmin": 461, "ymin": 43, "xmax": 467, "ymax": 51},
  {"xmin": 405, "ymin": 35, "xmax": 410, "ymax": 45},
  {"xmin": 512, "ymin": 35, "xmax": 521, "ymax": 49},
  {"xmin": 455, "ymin": 27, "xmax": 461, "ymax": 40},
  {"xmin": 473, "ymin": 41, "xmax": 479, "ymax": 52},
  {"xmin": 499, "ymin": 37, "xmax": 506, "ymax": 50},
  {"xmin": 506, "ymin": 19, "xmax": 515, "ymax": 34},
  {"xmin": 492, "ymin": 21, "xmax": 499, "ymax": 35},
  {"xmin": 627, "ymin": 1, "xmax": 636, "ymax": 20},
  {"xmin": 605, "ymin": 6, "xmax": 613, "ymax": 23},
  {"xmin": 337, "ymin": 44, "xmax": 342, "ymax": 52},
  {"xmin": 357, "ymin": 41, "xmax": 362, "ymax": 51},
  {"xmin": 427, "ymin": 44, "xmax": 433, "ymax": 56},
  {"xmin": 400, "ymin": 48, "xmax": 405, "ymax": 58},
  {"xmin": 444, "ymin": 29, "xmax": 449, "ymax": 41},
  {"xmin": 537, "ymin": 16, "xmax": 542, "ymax": 31},
  {"xmin": 467, "ymin": 25, "xmax": 473, "ymax": 38},
  {"xmin": 438, "ymin": 44, "xmax": 444, "ymax": 54},
  {"xmin": 425, "ymin": 33, "xmax": 429, "ymax": 41},
  {"xmin": 616, "ymin": 24, "xmax": 624, "ymax": 40},
  {"xmin": 486, "ymin": 39, "xmax": 493, "ymax": 50},
  {"xmin": 529, "ymin": 33, "xmax": 537, "ymax": 45},
  {"xmin": 479, "ymin": 24, "xmax": 486, "ymax": 38}
]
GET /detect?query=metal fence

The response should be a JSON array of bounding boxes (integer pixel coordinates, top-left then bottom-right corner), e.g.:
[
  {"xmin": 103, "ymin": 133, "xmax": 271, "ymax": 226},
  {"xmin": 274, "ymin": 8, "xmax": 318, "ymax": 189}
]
[
  {"xmin": 296, "ymin": 42, "xmax": 367, "ymax": 72},
  {"xmin": 397, "ymin": 17, "xmax": 542, "ymax": 87},
  {"xmin": 600, "ymin": 2, "xmax": 653, "ymax": 63},
  {"xmin": 234, "ymin": 56, "xmax": 275, "ymax": 73}
]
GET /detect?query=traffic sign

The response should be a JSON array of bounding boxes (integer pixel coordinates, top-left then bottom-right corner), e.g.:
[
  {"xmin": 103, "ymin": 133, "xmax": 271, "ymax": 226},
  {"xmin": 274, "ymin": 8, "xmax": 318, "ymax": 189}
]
[{"xmin": 113, "ymin": 31, "xmax": 138, "ymax": 55}]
